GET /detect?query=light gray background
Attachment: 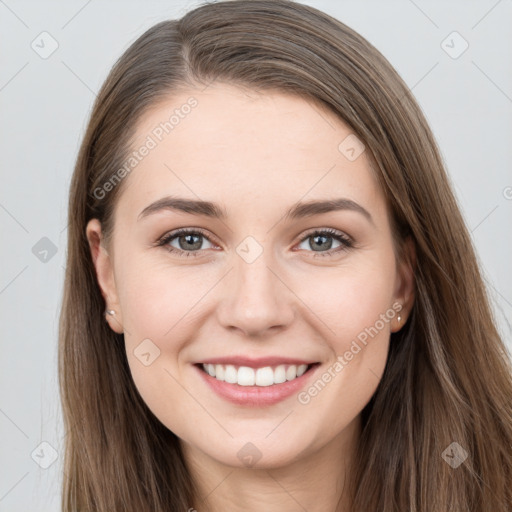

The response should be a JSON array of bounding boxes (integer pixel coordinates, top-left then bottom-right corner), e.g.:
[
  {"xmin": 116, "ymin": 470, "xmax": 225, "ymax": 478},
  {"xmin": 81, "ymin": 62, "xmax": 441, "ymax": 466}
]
[{"xmin": 1, "ymin": 1, "xmax": 511, "ymax": 510}]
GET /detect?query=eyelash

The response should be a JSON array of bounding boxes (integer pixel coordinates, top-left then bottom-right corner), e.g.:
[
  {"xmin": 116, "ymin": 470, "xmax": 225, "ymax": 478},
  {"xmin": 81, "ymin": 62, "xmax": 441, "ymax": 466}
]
[{"xmin": 156, "ymin": 227, "xmax": 354, "ymax": 259}]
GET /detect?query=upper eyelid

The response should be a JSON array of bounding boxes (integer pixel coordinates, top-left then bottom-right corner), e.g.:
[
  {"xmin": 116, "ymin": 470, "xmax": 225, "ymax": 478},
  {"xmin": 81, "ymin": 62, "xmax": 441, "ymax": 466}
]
[{"xmin": 159, "ymin": 227, "xmax": 219, "ymax": 246}]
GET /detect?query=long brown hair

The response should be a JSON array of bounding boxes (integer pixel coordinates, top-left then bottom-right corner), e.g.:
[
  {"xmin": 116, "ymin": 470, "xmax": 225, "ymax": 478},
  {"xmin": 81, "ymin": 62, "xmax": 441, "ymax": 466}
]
[{"xmin": 59, "ymin": 1, "xmax": 512, "ymax": 510}]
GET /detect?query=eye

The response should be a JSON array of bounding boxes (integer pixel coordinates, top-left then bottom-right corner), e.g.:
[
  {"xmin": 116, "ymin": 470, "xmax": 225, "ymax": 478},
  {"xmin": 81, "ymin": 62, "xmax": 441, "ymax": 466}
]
[
  {"xmin": 156, "ymin": 227, "xmax": 353, "ymax": 259},
  {"xmin": 296, "ymin": 228, "xmax": 353, "ymax": 257},
  {"xmin": 157, "ymin": 228, "xmax": 217, "ymax": 258}
]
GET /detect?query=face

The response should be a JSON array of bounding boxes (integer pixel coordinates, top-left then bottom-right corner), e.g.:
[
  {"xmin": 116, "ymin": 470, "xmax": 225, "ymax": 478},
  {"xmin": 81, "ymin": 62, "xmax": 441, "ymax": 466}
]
[{"xmin": 87, "ymin": 83, "xmax": 414, "ymax": 470}]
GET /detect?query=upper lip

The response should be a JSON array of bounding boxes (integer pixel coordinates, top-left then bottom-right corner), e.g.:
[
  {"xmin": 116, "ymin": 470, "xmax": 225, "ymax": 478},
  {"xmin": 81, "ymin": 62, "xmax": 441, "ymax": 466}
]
[{"xmin": 196, "ymin": 356, "xmax": 317, "ymax": 368}]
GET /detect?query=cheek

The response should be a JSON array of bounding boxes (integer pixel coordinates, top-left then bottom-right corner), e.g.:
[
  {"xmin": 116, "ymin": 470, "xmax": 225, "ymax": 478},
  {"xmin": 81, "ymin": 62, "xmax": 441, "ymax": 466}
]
[
  {"xmin": 116, "ymin": 256, "xmax": 222, "ymax": 422},
  {"xmin": 117, "ymin": 252, "xmax": 217, "ymax": 340},
  {"xmin": 116, "ymin": 258, "xmax": 206, "ymax": 437},
  {"xmin": 298, "ymin": 258, "xmax": 397, "ymax": 348},
  {"xmin": 291, "ymin": 256, "xmax": 396, "ymax": 419}
]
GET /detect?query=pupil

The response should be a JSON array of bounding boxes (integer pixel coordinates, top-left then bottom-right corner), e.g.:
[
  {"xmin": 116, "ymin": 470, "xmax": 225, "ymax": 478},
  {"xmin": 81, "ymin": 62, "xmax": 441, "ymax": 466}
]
[
  {"xmin": 180, "ymin": 234, "xmax": 202, "ymax": 250},
  {"xmin": 311, "ymin": 234, "xmax": 332, "ymax": 251}
]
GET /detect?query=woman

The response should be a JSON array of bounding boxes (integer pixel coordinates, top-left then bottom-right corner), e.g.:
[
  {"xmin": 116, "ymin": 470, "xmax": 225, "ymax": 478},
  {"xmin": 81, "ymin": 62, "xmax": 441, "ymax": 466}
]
[{"xmin": 59, "ymin": 0, "xmax": 512, "ymax": 510}]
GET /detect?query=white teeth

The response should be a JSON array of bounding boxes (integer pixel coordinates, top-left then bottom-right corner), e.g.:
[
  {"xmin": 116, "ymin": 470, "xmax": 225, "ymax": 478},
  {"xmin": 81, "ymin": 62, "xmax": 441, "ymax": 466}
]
[
  {"xmin": 201, "ymin": 363, "xmax": 311, "ymax": 386},
  {"xmin": 285, "ymin": 365, "xmax": 297, "ymax": 381},
  {"xmin": 215, "ymin": 364, "xmax": 225, "ymax": 380},
  {"xmin": 237, "ymin": 366, "xmax": 255, "ymax": 386},
  {"xmin": 255, "ymin": 367, "xmax": 274, "ymax": 387},
  {"xmin": 224, "ymin": 364, "xmax": 237, "ymax": 384},
  {"xmin": 297, "ymin": 364, "xmax": 308, "ymax": 377},
  {"xmin": 274, "ymin": 365, "xmax": 287, "ymax": 384}
]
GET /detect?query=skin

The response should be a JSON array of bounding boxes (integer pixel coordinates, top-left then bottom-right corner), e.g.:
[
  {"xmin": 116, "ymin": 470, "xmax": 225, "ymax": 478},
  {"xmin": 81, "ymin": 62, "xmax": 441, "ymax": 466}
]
[{"xmin": 87, "ymin": 83, "xmax": 415, "ymax": 512}]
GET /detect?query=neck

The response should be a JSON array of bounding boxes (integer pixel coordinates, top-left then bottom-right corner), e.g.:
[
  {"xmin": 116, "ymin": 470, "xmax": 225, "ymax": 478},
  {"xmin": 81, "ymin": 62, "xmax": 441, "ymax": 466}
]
[{"xmin": 182, "ymin": 415, "xmax": 361, "ymax": 512}]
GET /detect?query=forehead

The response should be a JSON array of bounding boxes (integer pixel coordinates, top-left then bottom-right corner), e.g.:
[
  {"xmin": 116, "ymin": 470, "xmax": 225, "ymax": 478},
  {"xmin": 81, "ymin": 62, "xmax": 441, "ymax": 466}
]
[{"xmin": 115, "ymin": 83, "xmax": 385, "ymax": 222}]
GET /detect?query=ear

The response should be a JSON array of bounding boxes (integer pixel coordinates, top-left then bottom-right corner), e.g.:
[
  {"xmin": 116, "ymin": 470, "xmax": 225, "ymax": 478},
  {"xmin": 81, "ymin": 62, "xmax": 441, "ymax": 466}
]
[
  {"xmin": 86, "ymin": 219, "xmax": 124, "ymax": 334},
  {"xmin": 391, "ymin": 236, "xmax": 416, "ymax": 333}
]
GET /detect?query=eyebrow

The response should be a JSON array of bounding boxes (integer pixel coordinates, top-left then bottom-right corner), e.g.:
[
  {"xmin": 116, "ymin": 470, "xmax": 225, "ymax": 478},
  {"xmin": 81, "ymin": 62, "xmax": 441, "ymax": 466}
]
[{"xmin": 137, "ymin": 195, "xmax": 373, "ymax": 225}]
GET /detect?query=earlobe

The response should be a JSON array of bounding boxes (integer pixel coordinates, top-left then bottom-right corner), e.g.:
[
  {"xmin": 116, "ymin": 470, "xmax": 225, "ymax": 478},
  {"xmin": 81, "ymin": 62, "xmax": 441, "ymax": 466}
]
[{"xmin": 85, "ymin": 219, "xmax": 124, "ymax": 334}]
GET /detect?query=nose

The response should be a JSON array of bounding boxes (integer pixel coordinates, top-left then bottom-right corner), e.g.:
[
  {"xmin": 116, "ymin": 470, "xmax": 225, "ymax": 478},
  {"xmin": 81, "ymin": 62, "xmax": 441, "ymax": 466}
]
[{"xmin": 216, "ymin": 248, "xmax": 295, "ymax": 338}]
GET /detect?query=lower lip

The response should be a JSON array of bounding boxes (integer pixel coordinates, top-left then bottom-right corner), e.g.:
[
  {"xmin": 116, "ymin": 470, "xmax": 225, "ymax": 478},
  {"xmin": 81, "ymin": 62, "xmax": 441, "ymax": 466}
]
[{"xmin": 194, "ymin": 364, "xmax": 320, "ymax": 406}]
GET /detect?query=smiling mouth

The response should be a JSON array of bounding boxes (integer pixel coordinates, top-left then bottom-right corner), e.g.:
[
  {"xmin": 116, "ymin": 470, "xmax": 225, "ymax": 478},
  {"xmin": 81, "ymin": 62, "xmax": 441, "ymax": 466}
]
[{"xmin": 197, "ymin": 363, "xmax": 319, "ymax": 387}]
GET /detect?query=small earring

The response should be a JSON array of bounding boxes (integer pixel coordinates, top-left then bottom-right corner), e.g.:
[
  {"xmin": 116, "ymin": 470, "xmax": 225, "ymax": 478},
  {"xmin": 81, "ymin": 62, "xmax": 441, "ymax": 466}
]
[
  {"xmin": 397, "ymin": 314, "xmax": 402, "ymax": 324},
  {"xmin": 106, "ymin": 309, "xmax": 115, "ymax": 316}
]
